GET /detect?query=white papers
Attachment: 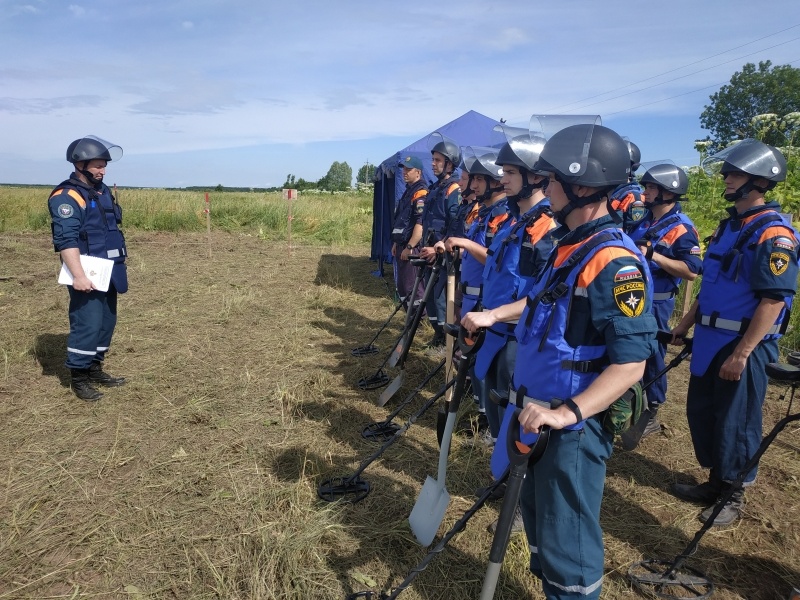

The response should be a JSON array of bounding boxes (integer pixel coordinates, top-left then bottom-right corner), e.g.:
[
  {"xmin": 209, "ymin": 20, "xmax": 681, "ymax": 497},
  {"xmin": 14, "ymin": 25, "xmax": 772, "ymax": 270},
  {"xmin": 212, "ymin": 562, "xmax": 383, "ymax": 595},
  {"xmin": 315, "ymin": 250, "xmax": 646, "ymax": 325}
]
[{"xmin": 58, "ymin": 255, "xmax": 114, "ymax": 292}]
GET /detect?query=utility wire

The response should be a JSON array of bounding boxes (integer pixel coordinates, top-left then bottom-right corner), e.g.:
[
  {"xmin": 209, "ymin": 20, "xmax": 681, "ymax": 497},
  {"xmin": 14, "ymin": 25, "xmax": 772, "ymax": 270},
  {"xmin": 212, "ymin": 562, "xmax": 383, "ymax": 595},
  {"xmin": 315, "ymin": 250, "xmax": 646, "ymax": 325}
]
[
  {"xmin": 543, "ymin": 23, "xmax": 800, "ymax": 113},
  {"xmin": 561, "ymin": 37, "xmax": 800, "ymax": 114}
]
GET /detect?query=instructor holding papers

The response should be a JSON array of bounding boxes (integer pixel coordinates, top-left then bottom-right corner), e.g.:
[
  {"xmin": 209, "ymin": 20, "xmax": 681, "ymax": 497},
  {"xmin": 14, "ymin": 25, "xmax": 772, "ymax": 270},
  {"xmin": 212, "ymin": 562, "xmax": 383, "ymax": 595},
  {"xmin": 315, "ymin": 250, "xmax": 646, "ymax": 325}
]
[{"xmin": 48, "ymin": 135, "xmax": 129, "ymax": 401}]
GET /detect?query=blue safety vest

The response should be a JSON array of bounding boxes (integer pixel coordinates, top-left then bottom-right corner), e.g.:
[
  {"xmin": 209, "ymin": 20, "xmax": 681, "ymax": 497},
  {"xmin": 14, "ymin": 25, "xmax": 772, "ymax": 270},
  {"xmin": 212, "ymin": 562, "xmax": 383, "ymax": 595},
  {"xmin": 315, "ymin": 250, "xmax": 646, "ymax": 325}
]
[
  {"xmin": 610, "ymin": 182, "xmax": 645, "ymax": 233},
  {"xmin": 628, "ymin": 206, "xmax": 698, "ymax": 296},
  {"xmin": 422, "ymin": 175, "xmax": 460, "ymax": 244},
  {"xmin": 513, "ymin": 229, "xmax": 651, "ymax": 422},
  {"xmin": 692, "ymin": 207, "xmax": 798, "ymax": 376},
  {"xmin": 391, "ymin": 179, "xmax": 428, "ymax": 245},
  {"xmin": 49, "ymin": 179, "xmax": 128, "ymax": 293}
]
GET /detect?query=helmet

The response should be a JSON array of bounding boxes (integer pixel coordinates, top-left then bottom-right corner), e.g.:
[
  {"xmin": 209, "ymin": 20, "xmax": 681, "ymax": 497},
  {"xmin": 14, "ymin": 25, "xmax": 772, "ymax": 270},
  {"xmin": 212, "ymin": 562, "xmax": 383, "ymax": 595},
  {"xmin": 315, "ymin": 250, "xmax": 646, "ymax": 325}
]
[
  {"xmin": 639, "ymin": 163, "xmax": 689, "ymax": 196},
  {"xmin": 626, "ymin": 140, "xmax": 641, "ymax": 171},
  {"xmin": 66, "ymin": 135, "xmax": 123, "ymax": 164},
  {"xmin": 427, "ymin": 132, "xmax": 461, "ymax": 166},
  {"xmin": 702, "ymin": 138, "xmax": 786, "ymax": 200},
  {"xmin": 535, "ymin": 124, "xmax": 630, "ymax": 188},
  {"xmin": 465, "ymin": 147, "xmax": 503, "ymax": 181},
  {"xmin": 708, "ymin": 139, "xmax": 787, "ymax": 182},
  {"xmin": 496, "ymin": 132, "xmax": 547, "ymax": 174}
]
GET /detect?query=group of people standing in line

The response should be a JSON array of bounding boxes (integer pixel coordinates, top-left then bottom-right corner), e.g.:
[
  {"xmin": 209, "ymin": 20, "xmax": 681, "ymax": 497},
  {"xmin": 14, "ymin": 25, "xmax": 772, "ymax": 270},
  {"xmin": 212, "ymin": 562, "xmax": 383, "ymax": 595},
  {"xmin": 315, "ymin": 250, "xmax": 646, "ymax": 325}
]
[
  {"xmin": 46, "ymin": 128, "xmax": 797, "ymax": 599},
  {"xmin": 388, "ymin": 119, "xmax": 797, "ymax": 599}
]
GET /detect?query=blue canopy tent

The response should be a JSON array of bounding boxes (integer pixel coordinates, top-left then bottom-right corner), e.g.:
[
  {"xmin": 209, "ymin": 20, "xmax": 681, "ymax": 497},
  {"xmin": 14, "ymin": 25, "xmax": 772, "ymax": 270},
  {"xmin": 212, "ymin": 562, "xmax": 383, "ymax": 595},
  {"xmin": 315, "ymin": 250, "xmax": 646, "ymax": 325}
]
[{"xmin": 370, "ymin": 110, "xmax": 502, "ymax": 275}]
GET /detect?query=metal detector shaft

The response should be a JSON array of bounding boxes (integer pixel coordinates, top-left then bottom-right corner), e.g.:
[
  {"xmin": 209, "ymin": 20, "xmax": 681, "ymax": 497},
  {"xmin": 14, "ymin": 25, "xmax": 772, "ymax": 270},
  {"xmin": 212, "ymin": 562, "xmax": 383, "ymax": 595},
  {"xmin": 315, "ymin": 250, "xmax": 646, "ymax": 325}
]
[
  {"xmin": 663, "ymin": 409, "xmax": 800, "ymax": 579},
  {"xmin": 352, "ymin": 300, "xmax": 407, "ymax": 356},
  {"xmin": 388, "ymin": 261, "xmax": 430, "ymax": 367},
  {"xmin": 318, "ymin": 376, "xmax": 457, "ymax": 503},
  {"xmin": 364, "ymin": 359, "xmax": 445, "ymax": 439},
  {"xmin": 380, "ymin": 470, "xmax": 511, "ymax": 600}
]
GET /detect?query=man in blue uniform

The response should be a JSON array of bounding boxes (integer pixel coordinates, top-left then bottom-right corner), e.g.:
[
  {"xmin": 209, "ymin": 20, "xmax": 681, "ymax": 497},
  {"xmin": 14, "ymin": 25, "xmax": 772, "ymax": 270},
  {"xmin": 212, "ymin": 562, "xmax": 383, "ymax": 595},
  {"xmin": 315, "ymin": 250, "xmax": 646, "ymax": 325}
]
[
  {"xmin": 671, "ymin": 139, "xmax": 798, "ymax": 526},
  {"xmin": 623, "ymin": 162, "xmax": 702, "ymax": 445},
  {"xmin": 463, "ymin": 122, "xmax": 657, "ymax": 599},
  {"xmin": 609, "ymin": 140, "xmax": 645, "ymax": 234},
  {"xmin": 48, "ymin": 136, "xmax": 129, "ymax": 401},
  {"xmin": 391, "ymin": 155, "xmax": 428, "ymax": 311},
  {"xmin": 419, "ymin": 133, "xmax": 462, "ymax": 348}
]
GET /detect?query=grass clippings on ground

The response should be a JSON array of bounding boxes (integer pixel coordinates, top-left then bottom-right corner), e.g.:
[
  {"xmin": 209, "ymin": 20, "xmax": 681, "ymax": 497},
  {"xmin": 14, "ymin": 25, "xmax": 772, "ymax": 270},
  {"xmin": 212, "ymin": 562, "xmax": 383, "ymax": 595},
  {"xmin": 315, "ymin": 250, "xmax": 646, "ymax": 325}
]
[{"xmin": 1, "ymin": 230, "xmax": 798, "ymax": 599}]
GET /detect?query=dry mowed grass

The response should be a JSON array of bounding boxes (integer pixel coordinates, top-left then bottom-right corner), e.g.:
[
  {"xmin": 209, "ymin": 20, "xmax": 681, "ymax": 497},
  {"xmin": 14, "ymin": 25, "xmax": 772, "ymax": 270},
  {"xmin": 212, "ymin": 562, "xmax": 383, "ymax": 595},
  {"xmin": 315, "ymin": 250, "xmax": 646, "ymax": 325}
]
[{"xmin": 1, "ymin": 230, "xmax": 799, "ymax": 599}]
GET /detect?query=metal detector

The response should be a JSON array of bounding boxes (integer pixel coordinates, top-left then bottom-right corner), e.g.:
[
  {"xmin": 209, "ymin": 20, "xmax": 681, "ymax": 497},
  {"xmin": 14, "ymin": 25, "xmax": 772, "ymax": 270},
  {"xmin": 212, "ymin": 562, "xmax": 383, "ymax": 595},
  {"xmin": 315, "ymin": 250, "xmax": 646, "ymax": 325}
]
[
  {"xmin": 378, "ymin": 254, "xmax": 445, "ymax": 406},
  {"xmin": 354, "ymin": 260, "xmax": 427, "ymax": 357},
  {"xmin": 362, "ymin": 359, "xmax": 444, "ymax": 442},
  {"xmin": 408, "ymin": 327, "xmax": 485, "ymax": 546},
  {"xmin": 357, "ymin": 260, "xmax": 431, "ymax": 390},
  {"xmin": 628, "ymin": 360, "xmax": 800, "ymax": 599},
  {"xmin": 620, "ymin": 332, "xmax": 694, "ymax": 451},
  {"xmin": 318, "ymin": 376, "xmax": 457, "ymax": 504},
  {"xmin": 387, "ymin": 258, "xmax": 430, "ymax": 367},
  {"xmin": 480, "ymin": 407, "xmax": 552, "ymax": 599},
  {"xmin": 345, "ymin": 471, "xmax": 511, "ymax": 600}
]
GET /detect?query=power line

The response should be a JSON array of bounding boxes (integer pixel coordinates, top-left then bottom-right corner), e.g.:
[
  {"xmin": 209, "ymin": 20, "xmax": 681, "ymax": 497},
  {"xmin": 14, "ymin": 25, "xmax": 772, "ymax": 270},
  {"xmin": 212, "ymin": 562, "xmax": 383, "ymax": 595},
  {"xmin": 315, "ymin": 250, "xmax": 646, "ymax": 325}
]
[
  {"xmin": 603, "ymin": 57, "xmax": 800, "ymax": 117},
  {"xmin": 543, "ymin": 23, "xmax": 800, "ymax": 113},
  {"xmin": 560, "ymin": 37, "xmax": 800, "ymax": 114}
]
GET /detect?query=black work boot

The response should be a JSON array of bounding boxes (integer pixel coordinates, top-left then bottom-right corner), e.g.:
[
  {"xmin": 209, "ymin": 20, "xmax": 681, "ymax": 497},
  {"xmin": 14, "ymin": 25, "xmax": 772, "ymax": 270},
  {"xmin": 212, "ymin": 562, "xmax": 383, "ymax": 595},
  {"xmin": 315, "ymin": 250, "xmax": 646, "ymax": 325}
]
[
  {"xmin": 71, "ymin": 369, "xmax": 103, "ymax": 401},
  {"xmin": 699, "ymin": 485, "xmax": 744, "ymax": 526},
  {"xmin": 671, "ymin": 475, "xmax": 723, "ymax": 505},
  {"xmin": 640, "ymin": 406, "xmax": 662, "ymax": 439},
  {"xmin": 89, "ymin": 361, "xmax": 126, "ymax": 387}
]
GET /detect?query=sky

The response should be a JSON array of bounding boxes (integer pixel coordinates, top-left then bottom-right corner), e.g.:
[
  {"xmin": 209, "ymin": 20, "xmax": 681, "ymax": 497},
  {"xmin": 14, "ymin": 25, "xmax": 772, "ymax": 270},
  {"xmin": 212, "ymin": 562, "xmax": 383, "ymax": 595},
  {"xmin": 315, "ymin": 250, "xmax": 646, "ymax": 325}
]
[{"xmin": 1, "ymin": 0, "xmax": 799, "ymax": 189}]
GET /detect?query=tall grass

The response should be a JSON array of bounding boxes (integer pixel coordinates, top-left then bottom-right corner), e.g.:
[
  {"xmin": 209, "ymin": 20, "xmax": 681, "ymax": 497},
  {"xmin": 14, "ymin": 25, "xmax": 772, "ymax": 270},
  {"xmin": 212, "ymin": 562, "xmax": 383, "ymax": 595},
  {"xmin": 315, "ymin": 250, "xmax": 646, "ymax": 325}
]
[{"xmin": 0, "ymin": 186, "xmax": 374, "ymax": 245}]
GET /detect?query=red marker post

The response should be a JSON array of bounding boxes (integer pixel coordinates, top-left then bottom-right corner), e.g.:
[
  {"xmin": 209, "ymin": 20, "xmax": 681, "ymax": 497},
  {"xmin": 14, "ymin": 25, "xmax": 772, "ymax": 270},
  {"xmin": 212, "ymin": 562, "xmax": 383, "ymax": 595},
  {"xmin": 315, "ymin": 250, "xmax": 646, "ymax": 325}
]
[{"xmin": 283, "ymin": 188, "xmax": 298, "ymax": 254}]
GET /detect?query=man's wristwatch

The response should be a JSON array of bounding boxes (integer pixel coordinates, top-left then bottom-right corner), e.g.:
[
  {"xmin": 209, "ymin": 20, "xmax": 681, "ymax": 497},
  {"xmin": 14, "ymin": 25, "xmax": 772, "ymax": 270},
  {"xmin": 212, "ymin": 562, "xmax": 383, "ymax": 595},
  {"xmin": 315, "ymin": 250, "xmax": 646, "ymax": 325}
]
[
  {"xmin": 406, "ymin": 244, "xmax": 413, "ymax": 250},
  {"xmin": 564, "ymin": 398, "xmax": 584, "ymax": 423}
]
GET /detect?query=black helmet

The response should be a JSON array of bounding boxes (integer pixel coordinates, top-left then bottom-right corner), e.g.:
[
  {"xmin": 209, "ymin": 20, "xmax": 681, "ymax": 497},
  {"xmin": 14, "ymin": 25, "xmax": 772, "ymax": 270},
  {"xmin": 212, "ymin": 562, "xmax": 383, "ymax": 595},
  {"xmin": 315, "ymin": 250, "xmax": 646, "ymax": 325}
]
[
  {"xmin": 535, "ymin": 124, "xmax": 630, "ymax": 188},
  {"xmin": 640, "ymin": 163, "xmax": 689, "ymax": 196},
  {"xmin": 427, "ymin": 132, "xmax": 461, "ymax": 166},
  {"xmin": 702, "ymin": 138, "xmax": 786, "ymax": 200},
  {"xmin": 465, "ymin": 147, "xmax": 503, "ymax": 181},
  {"xmin": 626, "ymin": 140, "xmax": 641, "ymax": 171},
  {"xmin": 66, "ymin": 135, "xmax": 123, "ymax": 164},
  {"xmin": 496, "ymin": 132, "xmax": 547, "ymax": 174}
]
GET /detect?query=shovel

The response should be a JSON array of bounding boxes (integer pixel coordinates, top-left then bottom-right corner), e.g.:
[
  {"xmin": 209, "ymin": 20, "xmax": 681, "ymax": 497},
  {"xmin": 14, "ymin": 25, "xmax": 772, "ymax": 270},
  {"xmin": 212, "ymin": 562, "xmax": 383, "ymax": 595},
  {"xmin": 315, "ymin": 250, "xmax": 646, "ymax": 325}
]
[{"xmin": 409, "ymin": 327, "xmax": 484, "ymax": 546}]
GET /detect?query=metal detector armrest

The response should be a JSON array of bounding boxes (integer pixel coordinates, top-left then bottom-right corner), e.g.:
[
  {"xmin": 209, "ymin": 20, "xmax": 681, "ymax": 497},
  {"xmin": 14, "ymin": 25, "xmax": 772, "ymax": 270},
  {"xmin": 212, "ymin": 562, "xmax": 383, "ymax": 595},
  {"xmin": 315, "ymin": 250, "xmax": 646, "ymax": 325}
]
[{"xmin": 766, "ymin": 362, "xmax": 800, "ymax": 383}]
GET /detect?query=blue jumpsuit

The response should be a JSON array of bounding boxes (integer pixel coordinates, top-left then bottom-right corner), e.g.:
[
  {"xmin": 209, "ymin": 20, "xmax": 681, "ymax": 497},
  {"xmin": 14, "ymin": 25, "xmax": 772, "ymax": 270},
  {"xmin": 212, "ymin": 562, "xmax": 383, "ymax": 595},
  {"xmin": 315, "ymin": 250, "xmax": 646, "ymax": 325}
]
[
  {"xmin": 688, "ymin": 202, "xmax": 798, "ymax": 484},
  {"xmin": 628, "ymin": 204, "xmax": 702, "ymax": 405},
  {"xmin": 49, "ymin": 176, "xmax": 129, "ymax": 370},
  {"xmin": 391, "ymin": 179, "xmax": 428, "ymax": 306},
  {"xmin": 511, "ymin": 216, "xmax": 657, "ymax": 599},
  {"xmin": 421, "ymin": 175, "xmax": 461, "ymax": 330},
  {"xmin": 475, "ymin": 201, "xmax": 558, "ymax": 439}
]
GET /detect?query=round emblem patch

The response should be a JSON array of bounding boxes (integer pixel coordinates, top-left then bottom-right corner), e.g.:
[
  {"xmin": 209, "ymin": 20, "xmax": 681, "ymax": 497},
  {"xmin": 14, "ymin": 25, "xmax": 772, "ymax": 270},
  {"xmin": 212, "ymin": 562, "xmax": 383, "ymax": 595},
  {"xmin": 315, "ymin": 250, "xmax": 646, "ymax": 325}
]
[
  {"xmin": 770, "ymin": 251, "xmax": 790, "ymax": 276},
  {"xmin": 613, "ymin": 266, "xmax": 645, "ymax": 317},
  {"xmin": 58, "ymin": 204, "xmax": 74, "ymax": 218}
]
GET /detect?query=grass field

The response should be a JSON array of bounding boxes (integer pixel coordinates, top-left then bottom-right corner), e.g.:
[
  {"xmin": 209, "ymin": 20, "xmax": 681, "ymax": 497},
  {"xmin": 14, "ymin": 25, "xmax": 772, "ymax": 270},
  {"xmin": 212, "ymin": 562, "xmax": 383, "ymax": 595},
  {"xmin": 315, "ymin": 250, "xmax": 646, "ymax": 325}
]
[{"xmin": 1, "ymin": 187, "xmax": 799, "ymax": 599}]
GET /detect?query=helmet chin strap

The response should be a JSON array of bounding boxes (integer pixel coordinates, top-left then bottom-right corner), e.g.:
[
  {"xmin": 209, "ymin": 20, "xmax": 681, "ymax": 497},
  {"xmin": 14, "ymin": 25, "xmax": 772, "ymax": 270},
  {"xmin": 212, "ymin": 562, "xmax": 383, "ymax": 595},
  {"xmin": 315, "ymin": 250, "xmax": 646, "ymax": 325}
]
[
  {"xmin": 508, "ymin": 170, "xmax": 548, "ymax": 216},
  {"xmin": 551, "ymin": 176, "xmax": 607, "ymax": 224},
  {"xmin": 77, "ymin": 162, "xmax": 102, "ymax": 188},
  {"xmin": 645, "ymin": 190, "xmax": 675, "ymax": 207},
  {"xmin": 723, "ymin": 175, "xmax": 770, "ymax": 202}
]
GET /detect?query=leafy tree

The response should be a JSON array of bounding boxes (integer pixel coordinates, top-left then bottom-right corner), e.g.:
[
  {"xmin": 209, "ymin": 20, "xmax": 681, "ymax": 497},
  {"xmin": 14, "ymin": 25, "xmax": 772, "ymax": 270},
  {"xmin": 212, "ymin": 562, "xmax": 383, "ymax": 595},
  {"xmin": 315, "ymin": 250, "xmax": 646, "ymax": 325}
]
[
  {"xmin": 215, "ymin": 184, "xmax": 224, "ymax": 192},
  {"xmin": 283, "ymin": 174, "xmax": 296, "ymax": 188},
  {"xmin": 319, "ymin": 161, "xmax": 352, "ymax": 191},
  {"xmin": 357, "ymin": 162, "xmax": 376, "ymax": 185},
  {"xmin": 700, "ymin": 61, "xmax": 800, "ymax": 153}
]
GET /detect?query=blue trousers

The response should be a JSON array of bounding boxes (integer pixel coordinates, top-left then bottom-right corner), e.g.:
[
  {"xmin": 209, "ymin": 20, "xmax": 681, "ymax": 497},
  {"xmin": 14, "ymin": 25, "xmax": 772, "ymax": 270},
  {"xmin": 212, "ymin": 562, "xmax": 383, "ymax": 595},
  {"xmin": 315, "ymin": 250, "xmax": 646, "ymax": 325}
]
[
  {"xmin": 686, "ymin": 337, "xmax": 776, "ymax": 484},
  {"xmin": 485, "ymin": 338, "xmax": 517, "ymax": 439},
  {"xmin": 642, "ymin": 298, "xmax": 673, "ymax": 405},
  {"xmin": 520, "ymin": 416, "xmax": 613, "ymax": 599},
  {"xmin": 65, "ymin": 286, "xmax": 118, "ymax": 370}
]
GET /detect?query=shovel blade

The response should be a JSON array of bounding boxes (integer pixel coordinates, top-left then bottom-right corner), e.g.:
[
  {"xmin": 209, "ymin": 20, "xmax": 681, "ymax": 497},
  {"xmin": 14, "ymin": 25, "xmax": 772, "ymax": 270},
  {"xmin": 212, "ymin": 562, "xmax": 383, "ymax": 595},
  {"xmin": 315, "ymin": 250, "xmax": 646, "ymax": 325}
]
[
  {"xmin": 376, "ymin": 371, "xmax": 404, "ymax": 407},
  {"xmin": 409, "ymin": 475, "xmax": 450, "ymax": 547},
  {"xmin": 388, "ymin": 335, "xmax": 406, "ymax": 368}
]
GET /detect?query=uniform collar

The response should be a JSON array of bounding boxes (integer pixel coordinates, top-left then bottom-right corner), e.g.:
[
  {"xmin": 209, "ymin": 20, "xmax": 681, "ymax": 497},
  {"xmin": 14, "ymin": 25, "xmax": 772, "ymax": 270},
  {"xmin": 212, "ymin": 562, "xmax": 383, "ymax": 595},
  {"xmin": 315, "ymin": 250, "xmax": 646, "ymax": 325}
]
[
  {"xmin": 558, "ymin": 214, "xmax": 617, "ymax": 245},
  {"xmin": 726, "ymin": 200, "xmax": 780, "ymax": 220}
]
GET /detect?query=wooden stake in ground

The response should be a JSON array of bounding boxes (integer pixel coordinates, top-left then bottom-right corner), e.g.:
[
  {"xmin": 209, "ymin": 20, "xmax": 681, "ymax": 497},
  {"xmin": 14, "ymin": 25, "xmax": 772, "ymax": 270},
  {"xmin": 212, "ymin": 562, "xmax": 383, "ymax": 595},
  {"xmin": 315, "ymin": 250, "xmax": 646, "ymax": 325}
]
[
  {"xmin": 204, "ymin": 192, "xmax": 212, "ymax": 259},
  {"xmin": 283, "ymin": 189, "xmax": 298, "ymax": 254}
]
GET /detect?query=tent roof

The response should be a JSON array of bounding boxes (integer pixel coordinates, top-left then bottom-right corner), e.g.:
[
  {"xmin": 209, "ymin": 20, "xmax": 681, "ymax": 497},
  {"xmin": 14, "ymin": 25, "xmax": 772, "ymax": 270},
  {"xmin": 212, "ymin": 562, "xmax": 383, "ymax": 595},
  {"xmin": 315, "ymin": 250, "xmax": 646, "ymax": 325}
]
[{"xmin": 377, "ymin": 110, "xmax": 501, "ymax": 175}]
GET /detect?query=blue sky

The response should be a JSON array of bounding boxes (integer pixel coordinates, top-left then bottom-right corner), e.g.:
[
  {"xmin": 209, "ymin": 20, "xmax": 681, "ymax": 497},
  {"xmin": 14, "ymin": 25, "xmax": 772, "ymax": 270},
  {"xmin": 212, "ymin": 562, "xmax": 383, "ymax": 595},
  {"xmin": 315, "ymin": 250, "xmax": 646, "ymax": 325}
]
[{"xmin": 1, "ymin": 0, "xmax": 798, "ymax": 189}]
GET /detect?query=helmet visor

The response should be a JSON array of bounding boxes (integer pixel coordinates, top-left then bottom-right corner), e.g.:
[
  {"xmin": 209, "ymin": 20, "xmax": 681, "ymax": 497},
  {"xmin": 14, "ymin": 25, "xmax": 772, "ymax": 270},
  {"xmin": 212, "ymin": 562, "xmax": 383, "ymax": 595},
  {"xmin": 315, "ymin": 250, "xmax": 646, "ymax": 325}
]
[
  {"xmin": 529, "ymin": 115, "xmax": 601, "ymax": 178},
  {"xmin": 701, "ymin": 138, "xmax": 783, "ymax": 179}
]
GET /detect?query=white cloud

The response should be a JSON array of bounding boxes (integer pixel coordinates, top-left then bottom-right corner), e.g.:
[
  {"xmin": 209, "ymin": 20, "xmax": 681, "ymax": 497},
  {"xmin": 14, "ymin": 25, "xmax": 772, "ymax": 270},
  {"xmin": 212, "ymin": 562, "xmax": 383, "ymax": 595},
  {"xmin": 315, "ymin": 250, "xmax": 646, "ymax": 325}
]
[
  {"xmin": 181, "ymin": 20, "xmax": 193, "ymax": 29},
  {"xmin": 68, "ymin": 4, "xmax": 85, "ymax": 17}
]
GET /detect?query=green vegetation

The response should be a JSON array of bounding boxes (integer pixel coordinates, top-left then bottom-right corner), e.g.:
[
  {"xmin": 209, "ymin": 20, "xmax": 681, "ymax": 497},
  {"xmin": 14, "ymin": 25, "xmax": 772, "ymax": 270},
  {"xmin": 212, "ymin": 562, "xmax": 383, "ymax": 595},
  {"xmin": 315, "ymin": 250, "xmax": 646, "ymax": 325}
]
[{"xmin": 0, "ymin": 187, "xmax": 374, "ymax": 245}]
